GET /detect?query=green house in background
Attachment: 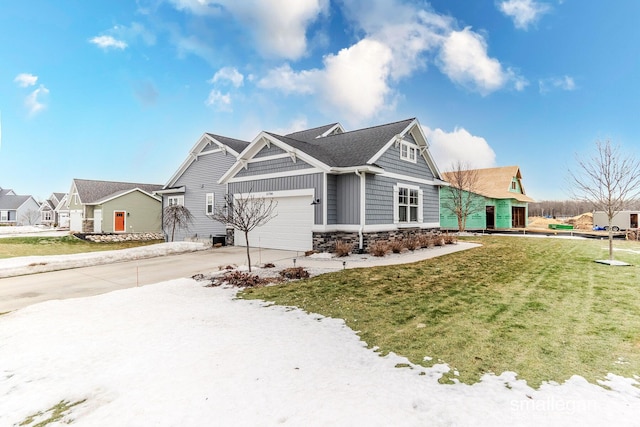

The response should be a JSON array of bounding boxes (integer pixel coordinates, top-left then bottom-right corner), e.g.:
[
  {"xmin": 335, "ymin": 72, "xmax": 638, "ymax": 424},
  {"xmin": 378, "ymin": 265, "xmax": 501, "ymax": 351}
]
[{"xmin": 440, "ymin": 166, "xmax": 534, "ymax": 230}]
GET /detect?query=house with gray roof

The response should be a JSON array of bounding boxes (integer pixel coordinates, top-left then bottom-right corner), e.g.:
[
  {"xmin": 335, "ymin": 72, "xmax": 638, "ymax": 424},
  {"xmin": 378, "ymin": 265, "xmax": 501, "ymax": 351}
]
[
  {"xmin": 156, "ymin": 133, "xmax": 250, "ymax": 242},
  {"xmin": 67, "ymin": 179, "xmax": 162, "ymax": 233},
  {"xmin": 39, "ymin": 192, "xmax": 69, "ymax": 228},
  {"xmin": 0, "ymin": 187, "xmax": 41, "ymax": 226},
  {"xmin": 218, "ymin": 117, "xmax": 446, "ymax": 252}
]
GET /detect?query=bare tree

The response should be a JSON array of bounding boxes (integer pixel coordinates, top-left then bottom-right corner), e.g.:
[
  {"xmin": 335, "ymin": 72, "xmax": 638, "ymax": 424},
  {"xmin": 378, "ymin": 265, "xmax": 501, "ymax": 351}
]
[
  {"xmin": 441, "ymin": 161, "xmax": 484, "ymax": 231},
  {"xmin": 569, "ymin": 139, "xmax": 640, "ymax": 261},
  {"xmin": 210, "ymin": 192, "xmax": 277, "ymax": 272},
  {"xmin": 163, "ymin": 204, "xmax": 194, "ymax": 242},
  {"xmin": 20, "ymin": 209, "xmax": 40, "ymax": 226}
]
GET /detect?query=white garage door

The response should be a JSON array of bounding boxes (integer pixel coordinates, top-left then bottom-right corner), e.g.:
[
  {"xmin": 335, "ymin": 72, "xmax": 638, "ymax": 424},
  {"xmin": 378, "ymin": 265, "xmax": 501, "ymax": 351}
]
[
  {"xmin": 69, "ymin": 210, "xmax": 82, "ymax": 232},
  {"xmin": 235, "ymin": 194, "xmax": 313, "ymax": 252}
]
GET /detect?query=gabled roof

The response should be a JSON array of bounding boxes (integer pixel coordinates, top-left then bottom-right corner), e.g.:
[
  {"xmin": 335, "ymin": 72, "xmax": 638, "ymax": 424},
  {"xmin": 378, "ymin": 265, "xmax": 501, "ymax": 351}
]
[
  {"xmin": 285, "ymin": 123, "xmax": 344, "ymax": 142},
  {"xmin": 220, "ymin": 117, "xmax": 444, "ymax": 184},
  {"xmin": 164, "ymin": 133, "xmax": 251, "ymax": 189},
  {"xmin": 274, "ymin": 118, "xmax": 415, "ymax": 168},
  {"xmin": 72, "ymin": 179, "xmax": 163, "ymax": 205},
  {"xmin": 442, "ymin": 166, "xmax": 534, "ymax": 203},
  {"xmin": 0, "ymin": 188, "xmax": 16, "ymax": 197},
  {"xmin": 0, "ymin": 195, "xmax": 35, "ymax": 210},
  {"xmin": 204, "ymin": 133, "xmax": 250, "ymax": 155}
]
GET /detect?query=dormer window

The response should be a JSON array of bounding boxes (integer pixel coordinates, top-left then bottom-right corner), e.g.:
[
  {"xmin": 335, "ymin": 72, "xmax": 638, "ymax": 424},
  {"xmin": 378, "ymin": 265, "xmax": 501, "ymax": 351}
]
[{"xmin": 400, "ymin": 141, "xmax": 417, "ymax": 163}]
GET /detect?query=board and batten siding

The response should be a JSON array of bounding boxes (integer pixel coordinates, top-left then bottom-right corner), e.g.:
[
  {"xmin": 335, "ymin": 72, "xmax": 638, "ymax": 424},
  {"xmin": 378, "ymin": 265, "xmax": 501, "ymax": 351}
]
[
  {"xmin": 365, "ymin": 175, "xmax": 439, "ymax": 225},
  {"xmin": 235, "ymin": 156, "xmax": 314, "ymax": 178},
  {"xmin": 335, "ymin": 173, "xmax": 360, "ymax": 224},
  {"xmin": 167, "ymin": 151, "xmax": 236, "ymax": 242},
  {"xmin": 229, "ymin": 173, "xmax": 323, "ymax": 225},
  {"xmin": 375, "ymin": 139, "xmax": 435, "ymax": 180},
  {"xmin": 326, "ymin": 174, "xmax": 337, "ymax": 225}
]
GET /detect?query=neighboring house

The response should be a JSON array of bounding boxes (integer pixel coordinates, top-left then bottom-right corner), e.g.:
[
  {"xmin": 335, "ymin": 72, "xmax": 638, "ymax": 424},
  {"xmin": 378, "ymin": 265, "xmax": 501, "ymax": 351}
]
[
  {"xmin": 156, "ymin": 133, "xmax": 250, "ymax": 242},
  {"xmin": 440, "ymin": 166, "xmax": 534, "ymax": 230},
  {"xmin": 67, "ymin": 179, "xmax": 163, "ymax": 233},
  {"xmin": 39, "ymin": 192, "xmax": 69, "ymax": 228},
  {"xmin": 219, "ymin": 118, "xmax": 446, "ymax": 252},
  {"xmin": 0, "ymin": 187, "xmax": 41, "ymax": 226}
]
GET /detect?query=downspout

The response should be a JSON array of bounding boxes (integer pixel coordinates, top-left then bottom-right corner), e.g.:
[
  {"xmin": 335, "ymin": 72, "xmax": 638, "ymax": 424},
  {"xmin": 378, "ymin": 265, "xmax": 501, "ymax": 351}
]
[{"xmin": 355, "ymin": 170, "xmax": 366, "ymax": 252}]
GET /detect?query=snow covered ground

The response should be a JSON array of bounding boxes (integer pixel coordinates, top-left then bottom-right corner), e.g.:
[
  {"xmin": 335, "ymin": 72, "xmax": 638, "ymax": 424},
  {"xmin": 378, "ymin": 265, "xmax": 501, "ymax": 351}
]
[{"xmin": 0, "ymin": 229, "xmax": 639, "ymax": 425}]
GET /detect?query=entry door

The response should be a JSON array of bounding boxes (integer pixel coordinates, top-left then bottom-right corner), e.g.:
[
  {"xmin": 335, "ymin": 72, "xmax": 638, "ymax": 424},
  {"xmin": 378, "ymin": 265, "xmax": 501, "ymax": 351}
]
[
  {"xmin": 630, "ymin": 214, "xmax": 638, "ymax": 229},
  {"xmin": 512, "ymin": 207, "xmax": 526, "ymax": 228},
  {"xmin": 486, "ymin": 206, "xmax": 495, "ymax": 229},
  {"xmin": 114, "ymin": 211, "xmax": 125, "ymax": 232}
]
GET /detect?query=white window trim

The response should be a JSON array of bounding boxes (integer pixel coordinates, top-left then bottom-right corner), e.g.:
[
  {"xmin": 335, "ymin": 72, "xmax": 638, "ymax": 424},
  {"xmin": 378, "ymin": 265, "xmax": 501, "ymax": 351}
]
[
  {"xmin": 1, "ymin": 210, "xmax": 8, "ymax": 221},
  {"xmin": 205, "ymin": 193, "xmax": 214, "ymax": 215},
  {"xmin": 393, "ymin": 183, "xmax": 424, "ymax": 224},
  {"xmin": 168, "ymin": 195, "xmax": 184, "ymax": 206},
  {"xmin": 400, "ymin": 141, "xmax": 418, "ymax": 163}
]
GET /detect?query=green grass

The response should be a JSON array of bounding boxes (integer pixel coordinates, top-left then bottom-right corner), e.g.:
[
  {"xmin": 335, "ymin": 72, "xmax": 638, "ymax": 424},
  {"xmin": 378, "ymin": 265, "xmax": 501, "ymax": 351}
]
[
  {"xmin": 0, "ymin": 235, "xmax": 163, "ymax": 259},
  {"xmin": 19, "ymin": 399, "xmax": 86, "ymax": 427},
  {"xmin": 241, "ymin": 236, "xmax": 640, "ymax": 388}
]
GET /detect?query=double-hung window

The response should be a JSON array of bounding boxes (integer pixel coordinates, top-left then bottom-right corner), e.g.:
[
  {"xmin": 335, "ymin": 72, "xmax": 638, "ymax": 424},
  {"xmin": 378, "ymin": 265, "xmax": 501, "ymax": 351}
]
[
  {"xmin": 205, "ymin": 193, "xmax": 214, "ymax": 215},
  {"xmin": 168, "ymin": 195, "xmax": 184, "ymax": 206},
  {"xmin": 394, "ymin": 184, "xmax": 422, "ymax": 224},
  {"xmin": 400, "ymin": 141, "xmax": 417, "ymax": 163}
]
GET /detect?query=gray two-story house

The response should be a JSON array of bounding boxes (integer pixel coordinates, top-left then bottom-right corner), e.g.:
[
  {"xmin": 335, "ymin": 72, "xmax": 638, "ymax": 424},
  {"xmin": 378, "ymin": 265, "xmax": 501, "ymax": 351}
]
[{"xmin": 218, "ymin": 118, "xmax": 446, "ymax": 252}]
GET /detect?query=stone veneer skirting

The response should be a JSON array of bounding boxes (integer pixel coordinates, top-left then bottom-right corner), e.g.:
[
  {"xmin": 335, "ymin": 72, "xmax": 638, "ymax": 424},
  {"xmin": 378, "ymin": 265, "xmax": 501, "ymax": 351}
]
[
  {"xmin": 312, "ymin": 228, "xmax": 439, "ymax": 253},
  {"xmin": 75, "ymin": 232, "xmax": 164, "ymax": 243}
]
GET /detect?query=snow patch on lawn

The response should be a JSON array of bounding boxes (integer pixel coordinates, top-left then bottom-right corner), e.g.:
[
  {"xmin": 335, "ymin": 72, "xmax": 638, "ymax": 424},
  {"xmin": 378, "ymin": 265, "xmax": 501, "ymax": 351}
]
[{"xmin": 0, "ymin": 280, "xmax": 638, "ymax": 426}]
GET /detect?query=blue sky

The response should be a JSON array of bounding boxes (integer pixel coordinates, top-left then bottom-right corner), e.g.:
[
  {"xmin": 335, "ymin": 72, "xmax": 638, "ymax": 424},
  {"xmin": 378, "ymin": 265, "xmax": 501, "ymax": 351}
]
[{"xmin": 2, "ymin": 0, "xmax": 639, "ymax": 202}]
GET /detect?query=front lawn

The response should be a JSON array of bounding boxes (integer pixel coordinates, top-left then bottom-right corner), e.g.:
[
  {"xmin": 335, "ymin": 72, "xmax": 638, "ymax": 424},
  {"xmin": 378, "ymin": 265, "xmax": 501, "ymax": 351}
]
[
  {"xmin": 0, "ymin": 235, "xmax": 163, "ymax": 259},
  {"xmin": 241, "ymin": 236, "xmax": 640, "ymax": 388}
]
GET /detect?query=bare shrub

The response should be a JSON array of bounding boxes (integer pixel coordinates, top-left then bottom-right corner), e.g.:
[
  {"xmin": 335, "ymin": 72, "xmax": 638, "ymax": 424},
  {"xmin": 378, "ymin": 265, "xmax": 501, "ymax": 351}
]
[
  {"xmin": 404, "ymin": 236, "xmax": 420, "ymax": 251},
  {"xmin": 334, "ymin": 240, "xmax": 353, "ymax": 257},
  {"xmin": 389, "ymin": 240, "xmax": 404, "ymax": 254},
  {"xmin": 279, "ymin": 267, "xmax": 310, "ymax": 280},
  {"xmin": 221, "ymin": 271, "xmax": 267, "ymax": 288},
  {"xmin": 368, "ymin": 241, "xmax": 389, "ymax": 257},
  {"xmin": 417, "ymin": 234, "xmax": 433, "ymax": 249},
  {"xmin": 443, "ymin": 233, "xmax": 458, "ymax": 244},
  {"xmin": 433, "ymin": 235, "xmax": 446, "ymax": 246}
]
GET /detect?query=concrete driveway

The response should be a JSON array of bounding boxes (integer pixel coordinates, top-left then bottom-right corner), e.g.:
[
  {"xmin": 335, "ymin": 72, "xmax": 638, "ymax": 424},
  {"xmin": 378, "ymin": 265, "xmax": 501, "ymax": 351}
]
[{"xmin": 0, "ymin": 246, "xmax": 300, "ymax": 313}]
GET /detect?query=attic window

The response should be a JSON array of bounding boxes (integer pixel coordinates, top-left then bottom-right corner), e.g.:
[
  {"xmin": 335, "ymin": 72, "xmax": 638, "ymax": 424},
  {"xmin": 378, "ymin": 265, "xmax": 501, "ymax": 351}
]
[
  {"xmin": 400, "ymin": 141, "xmax": 417, "ymax": 163},
  {"xmin": 511, "ymin": 181, "xmax": 517, "ymax": 190}
]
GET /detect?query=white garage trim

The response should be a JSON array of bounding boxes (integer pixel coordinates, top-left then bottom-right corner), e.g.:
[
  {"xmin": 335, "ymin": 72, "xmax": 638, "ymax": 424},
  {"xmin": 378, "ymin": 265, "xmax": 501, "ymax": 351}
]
[{"xmin": 234, "ymin": 189, "xmax": 314, "ymax": 252}]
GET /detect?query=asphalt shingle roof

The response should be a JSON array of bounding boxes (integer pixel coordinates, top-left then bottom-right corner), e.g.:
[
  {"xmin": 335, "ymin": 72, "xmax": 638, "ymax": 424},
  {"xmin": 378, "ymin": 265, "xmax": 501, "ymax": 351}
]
[
  {"xmin": 206, "ymin": 133, "xmax": 250, "ymax": 155},
  {"xmin": 285, "ymin": 123, "xmax": 341, "ymax": 142},
  {"xmin": 271, "ymin": 118, "xmax": 415, "ymax": 168},
  {"xmin": 0, "ymin": 195, "xmax": 31, "ymax": 210},
  {"xmin": 73, "ymin": 179, "xmax": 163, "ymax": 204}
]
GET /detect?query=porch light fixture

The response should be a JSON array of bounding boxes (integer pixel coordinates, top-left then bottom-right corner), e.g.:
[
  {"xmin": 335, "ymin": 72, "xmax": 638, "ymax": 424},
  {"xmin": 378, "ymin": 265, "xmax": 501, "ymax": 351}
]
[{"xmin": 310, "ymin": 198, "xmax": 321, "ymax": 205}]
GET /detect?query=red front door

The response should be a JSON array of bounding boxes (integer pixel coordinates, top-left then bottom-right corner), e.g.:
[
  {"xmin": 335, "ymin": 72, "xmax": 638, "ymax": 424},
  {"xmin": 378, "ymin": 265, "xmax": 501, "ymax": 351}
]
[{"xmin": 114, "ymin": 211, "xmax": 125, "ymax": 232}]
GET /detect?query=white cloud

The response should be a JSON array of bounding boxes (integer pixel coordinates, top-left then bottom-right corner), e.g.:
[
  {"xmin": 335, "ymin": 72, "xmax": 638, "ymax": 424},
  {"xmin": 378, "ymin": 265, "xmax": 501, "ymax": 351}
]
[
  {"xmin": 169, "ymin": 0, "xmax": 328, "ymax": 60},
  {"xmin": 259, "ymin": 39, "xmax": 394, "ymax": 123},
  {"xmin": 498, "ymin": 0, "xmax": 551, "ymax": 30},
  {"xmin": 25, "ymin": 85, "xmax": 50, "ymax": 116},
  {"xmin": 205, "ymin": 90, "xmax": 232, "ymax": 111},
  {"xmin": 89, "ymin": 35, "xmax": 128, "ymax": 50},
  {"xmin": 14, "ymin": 73, "xmax": 38, "ymax": 87},
  {"xmin": 438, "ymin": 28, "xmax": 524, "ymax": 95},
  {"xmin": 423, "ymin": 126, "xmax": 496, "ymax": 170},
  {"xmin": 271, "ymin": 117, "xmax": 310, "ymax": 135},
  {"xmin": 258, "ymin": 1, "xmax": 524, "ymax": 121},
  {"xmin": 539, "ymin": 75, "xmax": 576, "ymax": 93},
  {"xmin": 259, "ymin": 64, "xmax": 318, "ymax": 95},
  {"xmin": 210, "ymin": 67, "xmax": 244, "ymax": 88}
]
